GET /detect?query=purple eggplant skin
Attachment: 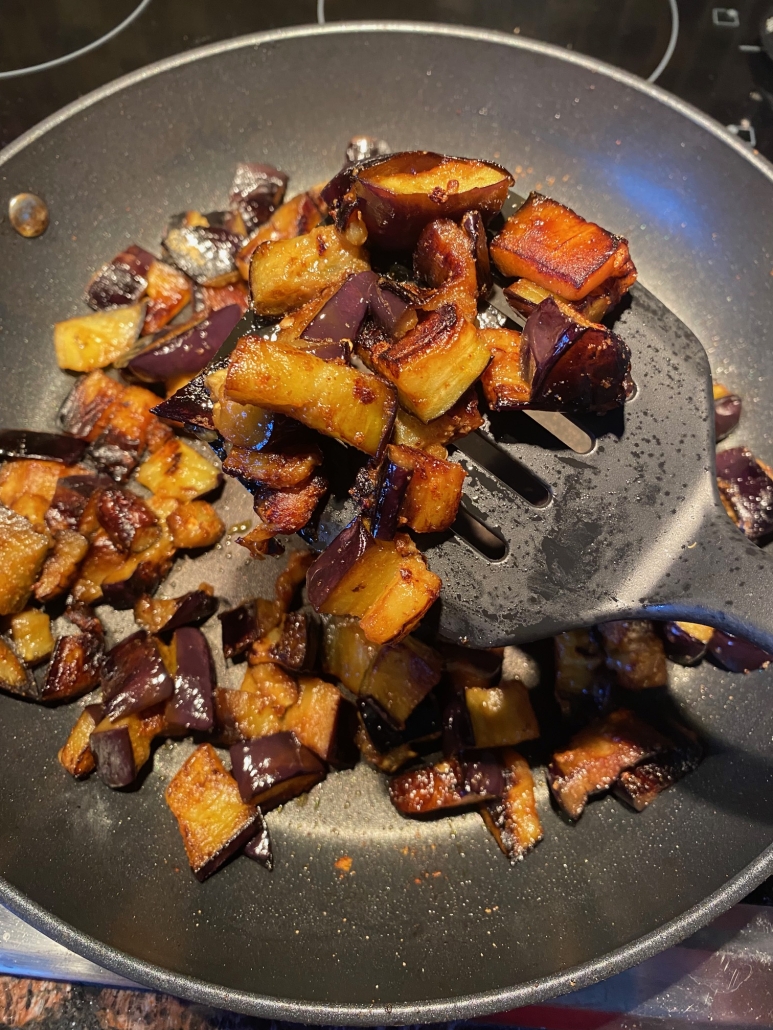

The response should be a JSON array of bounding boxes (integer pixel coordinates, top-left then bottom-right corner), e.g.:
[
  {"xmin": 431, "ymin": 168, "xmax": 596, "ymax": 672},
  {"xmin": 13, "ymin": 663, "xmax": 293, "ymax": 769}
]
[
  {"xmin": 85, "ymin": 244, "xmax": 155, "ymax": 310},
  {"xmin": 91, "ymin": 725, "xmax": 136, "ymax": 788},
  {"xmin": 372, "ymin": 462, "xmax": 412, "ymax": 541},
  {"xmin": 151, "ymin": 364, "xmax": 220, "ymax": 429},
  {"xmin": 716, "ymin": 447, "xmax": 773, "ymax": 541},
  {"xmin": 441, "ymin": 697, "xmax": 475, "ymax": 758},
  {"xmin": 218, "ymin": 603, "xmax": 259, "ymax": 660},
  {"xmin": 359, "ymin": 693, "xmax": 441, "ymax": 753},
  {"xmin": 461, "ymin": 210, "xmax": 493, "ymax": 296},
  {"xmin": 300, "ymin": 341, "xmax": 350, "ymax": 362},
  {"xmin": 128, "ymin": 305, "xmax": 243, "ymax": 382},
  {"xmin": 714, "ymin": 393, "xmax": 742, "ymax": 442},
  {"xmin": 229, "ymin": 732, "xmax": 326, "ymax": 809},
  {"xmin": 0, "ymin": 430, "xmax": 88, "ymax": 465},
  {"xmin": 522, "ymin": 298, "xmax": 633, "ymax": 414},
  {"xmin": 162, "ymin": 225, "xmax": 241, "ymax": 286},
  {"xmin": 462, "ymin": 751, "xmax": 505, "ymax": 799},
  {"xmin": 663, "ymin": 622, "xmax": 710, "ymax": 666},
  {"xmin": 270, "ymin": 610, "xmax": 320, "ymax": 673},
  {"xmin": 161, "ymin": 590, "xmax": 219, "ymax": 633},
  {"xmin": 300, "ymin": 271, "xmax": 378, "ymax": 343},
  {"xmin": 229, "ymin": 163, "xmax": 288, "ymax": 233},
  {"xmin": 243, "ymin": 816, "xmax": 274, "ymax": 870},
  {"xmin": 100, "ymin": 564, "xmax": 169, "ymax": 612},
  {"xmin": 101, "ymin": 631, "xmax": 174, "ymax": 719},
  {"xmin": 368, "ymin": 279, "xmax": 415, "ymax": 335},
  {"xmin": 166, "ymin": 627, "xmax": 215, "ymax": 731},
  {"xmin": 306, "ymin": 516, "xmax": 373, "ymax": 610},
  {"xmin": 707, "ymin": 629, "xmax": 773, "ymax": 673}
]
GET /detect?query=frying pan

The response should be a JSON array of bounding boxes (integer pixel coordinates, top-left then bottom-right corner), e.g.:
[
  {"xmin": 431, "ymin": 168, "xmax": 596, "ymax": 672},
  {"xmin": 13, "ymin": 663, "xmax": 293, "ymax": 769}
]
[{"xmin": 1, "ymin": 22, "xmax": 773, "ymax": 1025}]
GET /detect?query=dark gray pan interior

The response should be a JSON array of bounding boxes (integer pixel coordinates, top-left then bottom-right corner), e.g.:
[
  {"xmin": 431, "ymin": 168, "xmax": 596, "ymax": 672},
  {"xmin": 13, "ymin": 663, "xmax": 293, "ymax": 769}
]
[{"xmin": 1, "ymin": 23, "xmax": 773, "ymax": 1025}]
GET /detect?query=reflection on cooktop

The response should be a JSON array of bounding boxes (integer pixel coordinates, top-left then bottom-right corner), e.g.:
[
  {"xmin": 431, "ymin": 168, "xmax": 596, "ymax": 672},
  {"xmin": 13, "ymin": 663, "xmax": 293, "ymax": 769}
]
[{"xmin": 1, "ymin": 0, "xmax": 773, "ymax": 158}]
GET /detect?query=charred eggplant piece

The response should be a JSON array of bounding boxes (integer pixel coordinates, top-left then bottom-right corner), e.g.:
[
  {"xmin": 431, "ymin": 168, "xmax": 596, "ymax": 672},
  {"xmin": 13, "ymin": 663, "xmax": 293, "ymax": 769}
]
[
  {"xmin": 0, "ymin": 458, "xmax": 65, "ymax": 527},
  {"xmin": 490, "ymin": 192, "xmax": 636, "ymax": 303},
  {"xmin": 65, "ymin": 601, "xmax": 104, "ymax": 637},
  {"xmin": 128, "ymin": 305, "xmax": 243, "ymax": 383},
  {"xmin": 372, "ymin": 461, "xmax": 412, "ymax": 540},
  {"xmin": 368, "ymin": 279, "xmax": 418, "ymax": 337},
  {"xmin": 0, "ymin": 637, "xmax": 37, "ymax": 698},
  {"xmin": 135, "ymin": 586, "xmax": 217, "ymax": 635},
  {"xmin": 281, "ymin": 676, "xmax": 342, "ymax": 761},
  {"xmin": 358, "ymin": 693, "xmax": 441, "ymax": 754},
  {"xmin": 324, "ymin": 151, "xmax": 513, "ymax": 251},
  {"xmin": 222, "ymin": 441, "xmax": 323, "ymax": 491},
  {"xmin": 707, "ymin": 629, "xmax": 773, "ymax": 672},
  {"xmin": 10, "ymin": 610, "xmax": 54, "ymax": 666},
  {"xmin": 307, "ymin": 517, "xmax": 441, "ymax": 645},
  {"xmin": 87, "ymin": 383, "xmax": 171, "ymax": 482},
  {"xmin": 98, "ymin": 495, "xmax": 177, "ymax": 609},
  {"xmin": 166, "ymin": 743, "xmax": 261, "ymax": 880},
  {"xmin": 96, "ymin": 488, "xmax": 159, "ymax": 554},
  {"xmin": 58, "ymin": 703, "xmax": 103, "ymax": 778},
  {"xmin": 85, "ymin": 244, "xmax": 155, "ymax": 310},
  {"xmin": 386, "ymin": 443, "xmax": 466, "ymax": 533},
  {"xmin": 360, "ymin": 635, "xmax": 442, "ymax": 725},
  {"xmin": 716, "ymin": 447, "xmax": 773, "ymax": 541},
  {"xmin": 167, "ymin": 500, "xmax": 225, "ymax": 550},
  {"xmin": 0, "ymin": 430, "xmax": 87, "ymax": 465},
  {"xmin": 54, "ymin": 303, "xmax": 146, "ymax": 372},
  {"xmin": 465, "ymin": 681, "xmax": 539, "ymax": 748},
  {"xmin": 413, "ymin": 218, "xmax": 479, "ymax": 322},
  {"xmin": 40, "ymin": 632, "xmax": 104, "ymax": 702},
  {"xmin": 236, "ymin": 191, "xmax": 324, "ymax": 278},
  {"xmin": 663, "ymin": 621, "xmax": 714, "ymax": 666},
  {"xmin": 230, "ymin": 731, "xmax": 325, "ymax": 809},
  {"xmin": 547, "ymin": 708, "xmax": 669, "ymax": 820},
  {"xmin": 136, "ymin": 438, "xmax": 221, "ymax": 500},
  {"xmin": 143, "ymin": 260, "xmax": 193, "ymax": 335},
  {"xmin": 392, "ymin": 389, "xmax": 483, "ymax": 454},
  {"xmin": 479, "ymin": 328, "xmax": 530, "ymax": 409},
  {"xmin": 0, "ymin": 505, "xmax": 51, "ymax": 615},
  {"xmin": 219, "ymin": 603, "xmax": 260, "ymax": 660},
  {"xmin": 45, "ymin": 474, "xmax": 112, "ymax": 535},
  {"xmin": 244, "ymin": 473, "xmax": 328, "ymax": 554},
  {"xmin": 461, "ymin": 209, "xmax": 492, "ymax": 296},
  {"xmin": 713, "ymin": 383, "xmax": 742, "ymax": 442},
  {"xmin": 365, "ymin": 304, "xmax": 491, "ymax": 423},
  {"xmin": 268, "ymin": 610, "xmax": 319, "ymax": 673},
  {"xmin": 163, "ymin": 224, "xmax": 241, "ymax": 287},
  {"xmin": 249, "ymin": 226, "xmax": 369, "ymax": 317},
  {"xmin": 481, "ymin": 749, "xmax": 543, "ymax": 862},
  {"xmin": 389, "ymin": 753, "xmax": 503, "ymax": 816},
  {"xmin": 101, "ymin": 631, "xmax": 174, "ymax": 719},
  {"xmin": 225, "ymin": 334, "xmax": 397, "ymax": 457},
  {"xmin": 165, "ymin": 627, "xmax": 216, "ymax": 731},
  {"xmin": 230, "ymin": 163, "xmax": 288, "ymax": 233},
  {"xmin": 58, "ymin": 370, "xmax": 124, "ymax": 440},
  {"xmin": 518, "ymin": 298, "xmax": 633, "ymax": 414},
  {"xmin": 554, "ymin": 629, "xmax": 611, "ymax": 720},
  {"xmin": 613, "ymin": 724, "xmax": 702, "ymax": 811},
  {"xmin": 243, "ymin": 817, "xmax": 274, "ymax": 869},
  {"xmin": 598, "ymin": 620, "xmax": 668, "ymax": 689}
]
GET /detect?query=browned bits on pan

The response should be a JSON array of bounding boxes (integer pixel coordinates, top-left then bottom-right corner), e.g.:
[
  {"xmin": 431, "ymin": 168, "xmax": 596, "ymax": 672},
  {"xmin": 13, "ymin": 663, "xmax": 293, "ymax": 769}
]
[{"xmin": 8, "ymin": 192, "xmax": 49, "ymax": 238}]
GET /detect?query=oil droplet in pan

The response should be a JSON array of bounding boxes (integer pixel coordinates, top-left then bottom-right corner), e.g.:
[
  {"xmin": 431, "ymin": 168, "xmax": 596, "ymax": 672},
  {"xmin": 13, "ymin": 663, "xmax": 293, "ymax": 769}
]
[{"xmin": 8, "ymin": 193, "xmax": 49, "ymax": 238}]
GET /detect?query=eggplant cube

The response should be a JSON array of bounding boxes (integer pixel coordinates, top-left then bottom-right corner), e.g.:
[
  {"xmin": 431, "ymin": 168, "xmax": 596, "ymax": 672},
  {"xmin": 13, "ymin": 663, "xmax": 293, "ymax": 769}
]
[
  {"xmin": 0, "ymin": 637, "xmax": 37, "ymax": 698},
  {"xmin": 90, "ymin": 724, "xmax": 136, "ymax": 789},
  {"xmin": 386, "ymin": 443, "xmax": 466, "ymax": 533},
  {"xmin": 360, "ymin": 636, "xmax": 442, "ymax": 725},
  {"xmin": 481, "ymin": 749, "xmax": 543, "ymax": 862},
  {"xmin": 225, "ymin": 334, "xmax": 397, "ymax": 457},
  {"xmin": 53, "ymin": 303, "xmax": 146, "ymax": 372},
  {"xmin": 321, "ymin": 615, "xmax": 379, "ymax": 693},
  {"xmin": 281, "ymin": 676, "xmax": 341, "ymax": 761},
  {"xmin": 465, "ymin": 681, "xmax": 539, "ymax": 748},
  {"xmin": 369, "ymin": 304, "xmax": 491, "ymax": 423},
  {"xmin": 167, "ymin": 501, "xmax": 225, "ymax": 550},
  {"xmin": 166, "ymin": 627, "xmax": 216, "ymax": 731},
  {"xmin": 136, "ymin": 438, "xmax": 221, "ymax": 500},
  {"xmin": 249, "ymin": 225, "xmax": 369, "ymax": 316},
  {"xmin": 10, "ymin": 610, "xmax": 54, "ymax": 666},
  {"xmin": 229, "ymin": 731, "xmax": 325, "ymax": 809},
  {"xmin": 40, "ymin": 632, "xmax": 105, "ymax": 702},
  {"xmin": 389, "ymin": 753, "xmax": 503, "ymax": 816},
  {"xmin": 716, "ymin": 447, "xmax": 773, "ymax": 541},
  {"xmin": 243, "ymin": 818, "xmax": 274, "ymax": 869},
  {"xmin": 269, "ymin": 610, "xmax": 319, "ymax": 673},
  {"xmin": 165, "ymin": 743, "xmax": 260, "ymax": 880},
  {"xmin": 135, "ymin": 586, "xmax": 218, "ymax": 635},
  {"xmin": 101, "ymin": 631, "xmax": 174, "ymax": 719},
  {"xmin": 479, "ymin": 328, "xmax": 530, "ymax": 409},
  {"xmin": 0, "ymin": 505, "xmax": 51, "ymax": 615},
  {"xmin": 598, "ymin": 620, "xmax": 668, "ymax": 689},
  {"xmin": 58, "ymin": 704, "xmax": 103, "ymax": 779}
]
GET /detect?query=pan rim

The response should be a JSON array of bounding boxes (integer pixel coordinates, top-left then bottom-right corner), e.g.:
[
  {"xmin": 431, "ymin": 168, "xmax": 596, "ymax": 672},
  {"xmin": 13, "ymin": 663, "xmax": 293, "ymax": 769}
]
[{"xmin": 2, "ymin": 20, "xmax": 773, "ymax": 1024}]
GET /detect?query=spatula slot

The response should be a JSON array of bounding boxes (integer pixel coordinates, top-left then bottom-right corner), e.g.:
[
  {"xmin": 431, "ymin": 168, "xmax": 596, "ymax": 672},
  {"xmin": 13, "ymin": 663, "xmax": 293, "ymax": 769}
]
[
  {"xmin": 523, "ymin": 411, "xmax": 595, "ymax": 453},
  {"xmin": 453, "ymin": 432, "xmax": 552, "ymax": 507},
  {"xmin": 452, "ymin": 499, "xmax": 508, "ymax": 561}
]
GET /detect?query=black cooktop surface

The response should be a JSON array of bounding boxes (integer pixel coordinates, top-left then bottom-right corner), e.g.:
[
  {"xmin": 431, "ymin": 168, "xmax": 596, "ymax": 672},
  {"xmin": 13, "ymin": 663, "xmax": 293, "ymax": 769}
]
[{"xmin": 2, "ymin": 0, "xmax": 773, "ymax": 158}]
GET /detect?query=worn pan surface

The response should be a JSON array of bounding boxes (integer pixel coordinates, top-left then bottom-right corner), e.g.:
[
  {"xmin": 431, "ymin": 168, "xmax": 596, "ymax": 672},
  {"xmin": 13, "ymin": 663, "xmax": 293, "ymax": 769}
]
[{"xmin": 1, "ymin": 23, "xmax": 773, "ymax": 1025}]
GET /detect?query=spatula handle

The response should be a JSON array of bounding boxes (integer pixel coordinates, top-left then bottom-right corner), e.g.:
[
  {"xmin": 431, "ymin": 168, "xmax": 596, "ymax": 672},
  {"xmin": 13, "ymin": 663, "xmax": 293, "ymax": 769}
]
[{"xmin": 645, "ymin": 504, "xmax": 773, "ymax": 655}]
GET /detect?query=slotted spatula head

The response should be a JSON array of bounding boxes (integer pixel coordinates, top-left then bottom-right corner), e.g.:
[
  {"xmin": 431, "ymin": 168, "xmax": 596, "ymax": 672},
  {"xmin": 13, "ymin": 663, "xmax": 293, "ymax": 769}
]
[{"xmin": 310, "ymin": 282, "xmax": 773, "ymax": 650}]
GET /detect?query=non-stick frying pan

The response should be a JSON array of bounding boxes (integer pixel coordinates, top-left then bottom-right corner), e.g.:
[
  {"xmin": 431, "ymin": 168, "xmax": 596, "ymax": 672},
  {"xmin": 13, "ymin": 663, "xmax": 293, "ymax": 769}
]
[{"xmin": 2, "ymin": 22, "xmax": 773, "ymax": 1025}]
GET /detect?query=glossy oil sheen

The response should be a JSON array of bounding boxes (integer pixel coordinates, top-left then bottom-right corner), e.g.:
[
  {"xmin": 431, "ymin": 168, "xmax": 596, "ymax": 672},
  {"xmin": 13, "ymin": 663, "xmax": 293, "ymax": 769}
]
[{"xmin": 1, "ymin": 23, "xmax": 773, "ymax": 1025}]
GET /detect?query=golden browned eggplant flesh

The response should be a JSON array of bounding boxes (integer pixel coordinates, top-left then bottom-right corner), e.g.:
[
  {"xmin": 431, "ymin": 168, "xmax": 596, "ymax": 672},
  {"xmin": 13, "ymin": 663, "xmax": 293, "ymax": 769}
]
[{"xmin": 0, "ymin": 139, "xmax": 760, "ymax": 882}]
